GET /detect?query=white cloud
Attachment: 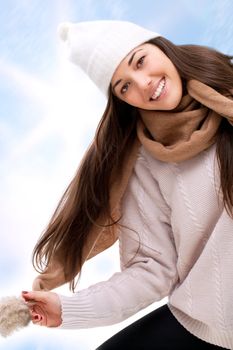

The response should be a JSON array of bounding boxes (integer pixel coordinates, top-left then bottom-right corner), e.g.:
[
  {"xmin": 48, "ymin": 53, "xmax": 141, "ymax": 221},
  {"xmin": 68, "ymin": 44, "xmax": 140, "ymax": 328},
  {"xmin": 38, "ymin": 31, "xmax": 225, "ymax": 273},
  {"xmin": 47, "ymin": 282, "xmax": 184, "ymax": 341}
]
[{"xmin": 202, "ymin": 0, "xmax": 233, "ymax": 53}]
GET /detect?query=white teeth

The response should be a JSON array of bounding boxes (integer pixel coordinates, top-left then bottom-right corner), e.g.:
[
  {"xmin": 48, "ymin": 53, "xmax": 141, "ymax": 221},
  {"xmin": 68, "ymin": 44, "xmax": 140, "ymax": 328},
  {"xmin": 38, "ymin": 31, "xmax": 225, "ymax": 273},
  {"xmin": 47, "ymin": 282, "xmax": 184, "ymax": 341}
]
[{"xmin": 151, "ymin": 78, "xmax": 165, "ymax": 100}]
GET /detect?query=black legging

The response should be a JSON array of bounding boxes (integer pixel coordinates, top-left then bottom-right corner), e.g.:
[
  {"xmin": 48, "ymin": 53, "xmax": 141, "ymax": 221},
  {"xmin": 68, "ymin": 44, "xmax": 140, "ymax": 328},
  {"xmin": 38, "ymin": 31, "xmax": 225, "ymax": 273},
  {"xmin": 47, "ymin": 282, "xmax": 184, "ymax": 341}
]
[{"xmin": 96, "ymin": 304, "xmax": 226, "ymax": 349}]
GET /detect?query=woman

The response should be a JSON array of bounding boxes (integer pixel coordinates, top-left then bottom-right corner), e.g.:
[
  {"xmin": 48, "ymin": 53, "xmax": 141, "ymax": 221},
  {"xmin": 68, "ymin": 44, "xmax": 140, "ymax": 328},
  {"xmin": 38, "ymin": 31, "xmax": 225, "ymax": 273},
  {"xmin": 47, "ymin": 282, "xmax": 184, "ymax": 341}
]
[{"xmin": 22, "ymin": 20, "xmax": 233, "ymax": 349}]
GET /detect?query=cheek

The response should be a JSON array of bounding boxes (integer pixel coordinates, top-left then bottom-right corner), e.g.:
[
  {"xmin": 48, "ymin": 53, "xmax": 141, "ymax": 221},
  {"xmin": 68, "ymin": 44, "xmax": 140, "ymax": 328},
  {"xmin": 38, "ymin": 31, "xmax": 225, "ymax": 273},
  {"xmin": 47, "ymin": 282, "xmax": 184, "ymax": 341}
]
[
  {"xmin": 169, "ymin": 62, "xmax": 181, "ymax": 81},
  {"xmin": 166, "ymin": 63, "xmax": 182, "ymax": 92},
  {"xmin": 148, "ymin": 61, "xmax": 163, "ymax": 74},
  {"xmin": 122, "ymin": 88, "xmax": 137, "ymax": 102},
  {"xmin": 127, "ymin": 90, "xmax": 144, "ymax": 107},
  {"xmin": 169, "ymin": 80, "xmax": 183, "ymax": 108},
  {"xmin": 150, "ymin": 54, "xmax": 168, "ymax": 71}
]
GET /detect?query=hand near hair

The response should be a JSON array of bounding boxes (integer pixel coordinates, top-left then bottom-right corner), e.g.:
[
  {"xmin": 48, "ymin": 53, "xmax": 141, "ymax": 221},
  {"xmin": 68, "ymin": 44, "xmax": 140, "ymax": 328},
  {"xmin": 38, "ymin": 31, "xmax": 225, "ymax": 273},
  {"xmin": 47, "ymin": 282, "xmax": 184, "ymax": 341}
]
[{"xmin": 21, "ymin": 291, "xmax": 62, "ymax": 328}]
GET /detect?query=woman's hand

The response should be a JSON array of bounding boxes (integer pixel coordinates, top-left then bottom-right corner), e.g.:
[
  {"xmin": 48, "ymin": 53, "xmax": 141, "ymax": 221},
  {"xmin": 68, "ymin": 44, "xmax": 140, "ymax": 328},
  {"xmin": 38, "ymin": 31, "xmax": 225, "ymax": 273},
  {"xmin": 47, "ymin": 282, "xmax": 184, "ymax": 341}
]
[{"xmin": 22, "ymin": 291, "xmax": 62, "ymax": 327}]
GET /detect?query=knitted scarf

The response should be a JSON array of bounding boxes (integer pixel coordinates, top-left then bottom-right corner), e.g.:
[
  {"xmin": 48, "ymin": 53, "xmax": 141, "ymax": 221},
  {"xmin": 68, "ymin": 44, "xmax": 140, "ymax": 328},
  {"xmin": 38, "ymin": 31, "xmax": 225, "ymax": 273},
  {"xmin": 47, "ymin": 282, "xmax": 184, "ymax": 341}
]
[{"xmin": 36, "ymin": 80, "xmax": 233, "ymax": 290}]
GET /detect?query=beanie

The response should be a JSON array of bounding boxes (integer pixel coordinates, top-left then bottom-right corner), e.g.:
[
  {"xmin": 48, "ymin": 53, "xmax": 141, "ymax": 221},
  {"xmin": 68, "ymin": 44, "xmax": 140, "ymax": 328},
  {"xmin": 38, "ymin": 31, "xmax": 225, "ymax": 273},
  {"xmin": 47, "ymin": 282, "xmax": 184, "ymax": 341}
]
[{"xmin": 58, "ymin": 20, "xmax": 160, "ymax": 95}]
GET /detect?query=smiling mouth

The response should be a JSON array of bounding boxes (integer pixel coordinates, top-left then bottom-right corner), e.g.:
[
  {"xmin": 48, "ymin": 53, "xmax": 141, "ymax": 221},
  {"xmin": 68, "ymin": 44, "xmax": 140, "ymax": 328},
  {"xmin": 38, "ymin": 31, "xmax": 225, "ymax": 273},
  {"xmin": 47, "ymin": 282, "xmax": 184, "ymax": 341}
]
[{"xmin": 150, "ymin": 78, "xmax": 166, "ymax": 101}]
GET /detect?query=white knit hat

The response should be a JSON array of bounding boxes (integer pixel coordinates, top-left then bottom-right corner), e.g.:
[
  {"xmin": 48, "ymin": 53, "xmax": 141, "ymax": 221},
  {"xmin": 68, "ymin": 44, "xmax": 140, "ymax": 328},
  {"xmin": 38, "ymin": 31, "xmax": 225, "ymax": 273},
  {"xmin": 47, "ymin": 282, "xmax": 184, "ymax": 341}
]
[{"xmin": 58, "ymin": 20, "xmax": 160, "ymax": 95}]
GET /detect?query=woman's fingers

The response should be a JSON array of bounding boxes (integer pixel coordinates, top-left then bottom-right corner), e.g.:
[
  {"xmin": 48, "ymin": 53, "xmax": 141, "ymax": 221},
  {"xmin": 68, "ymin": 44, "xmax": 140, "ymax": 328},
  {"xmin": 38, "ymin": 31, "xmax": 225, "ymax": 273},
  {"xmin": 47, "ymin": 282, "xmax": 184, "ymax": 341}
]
[
  {"xmin": 21, "ymin": 290, "xmax": 62, "ymax": 328},
  {"xmin": 29, "ymin": 308, "xmax": 45, "ymax": 325},
  {"xmin": 32, "ymin": 278, "xmax": 48, "ymax": 292},
  {"xmin": 22, "ymin": 291, "xmax": 48, "ymax": 326},
  {"xmin": 21, "ymin": 291, "xmax": 46, "ymax": 303},
  {"xmin": 31, "ymin": 311, "xmax": 41, "ymax": 323}
]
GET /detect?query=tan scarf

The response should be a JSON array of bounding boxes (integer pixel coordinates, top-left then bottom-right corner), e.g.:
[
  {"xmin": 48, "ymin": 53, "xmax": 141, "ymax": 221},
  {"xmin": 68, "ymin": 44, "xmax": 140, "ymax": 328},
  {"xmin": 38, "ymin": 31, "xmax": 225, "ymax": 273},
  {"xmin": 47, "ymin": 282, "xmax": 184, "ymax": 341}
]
[
  {"xmin": 42, "ymin": 80, "xmax": 233, "ymax": 290},
  {"xmin": 138, "ymin": 80, "xmax": 233, "ymax": 162}
]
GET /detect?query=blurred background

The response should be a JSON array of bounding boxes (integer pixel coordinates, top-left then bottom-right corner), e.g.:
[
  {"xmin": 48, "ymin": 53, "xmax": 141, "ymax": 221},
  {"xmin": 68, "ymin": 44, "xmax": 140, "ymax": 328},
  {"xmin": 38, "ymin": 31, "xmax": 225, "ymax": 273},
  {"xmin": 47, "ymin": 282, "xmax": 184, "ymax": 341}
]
[{"xmin": 0, "ymin": 0, "xmax": 232, "ymax": 349}]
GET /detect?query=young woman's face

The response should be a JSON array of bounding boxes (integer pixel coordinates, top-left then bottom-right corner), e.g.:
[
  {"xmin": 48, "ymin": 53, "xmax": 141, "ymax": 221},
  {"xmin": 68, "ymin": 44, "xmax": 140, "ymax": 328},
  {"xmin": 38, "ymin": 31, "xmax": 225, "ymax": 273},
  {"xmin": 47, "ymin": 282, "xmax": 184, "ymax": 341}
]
[{"xmin": 111, "ymin": 43, "xmax": 183, "ymax": 110}]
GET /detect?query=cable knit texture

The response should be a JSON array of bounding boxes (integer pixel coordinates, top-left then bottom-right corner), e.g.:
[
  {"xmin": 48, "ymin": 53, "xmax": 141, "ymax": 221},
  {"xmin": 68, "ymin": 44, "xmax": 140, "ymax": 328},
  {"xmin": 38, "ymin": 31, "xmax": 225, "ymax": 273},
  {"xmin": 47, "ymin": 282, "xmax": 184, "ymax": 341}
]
[{"xmin": 58, "ymin": 144, "xmax": 233, "ymax": 349}]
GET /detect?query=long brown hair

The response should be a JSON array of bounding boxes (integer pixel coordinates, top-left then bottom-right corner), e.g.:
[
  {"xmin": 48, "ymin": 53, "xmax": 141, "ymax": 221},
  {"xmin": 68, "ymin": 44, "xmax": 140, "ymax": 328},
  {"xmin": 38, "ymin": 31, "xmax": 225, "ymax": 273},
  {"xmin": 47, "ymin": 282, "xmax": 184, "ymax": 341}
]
[{"xmin": 33, "ymin": 37, "xmax": 233, "ymax": 291}]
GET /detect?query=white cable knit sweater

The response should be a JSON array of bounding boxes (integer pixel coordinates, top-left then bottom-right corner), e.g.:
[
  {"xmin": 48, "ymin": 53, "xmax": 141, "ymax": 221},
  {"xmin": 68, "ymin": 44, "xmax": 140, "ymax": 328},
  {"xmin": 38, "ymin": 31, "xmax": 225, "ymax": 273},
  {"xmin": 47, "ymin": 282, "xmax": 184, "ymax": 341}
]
[{"xmin": 59, "ymin": 144, "xmax": 233, "ymax": 349}]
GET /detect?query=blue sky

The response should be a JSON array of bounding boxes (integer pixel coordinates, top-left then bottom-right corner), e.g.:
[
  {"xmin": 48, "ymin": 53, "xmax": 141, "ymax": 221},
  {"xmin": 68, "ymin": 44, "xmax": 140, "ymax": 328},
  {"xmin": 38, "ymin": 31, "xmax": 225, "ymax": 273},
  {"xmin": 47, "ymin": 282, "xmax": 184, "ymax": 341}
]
[{"xmin": 0, "ymin": 0, "xmax": 232, "ymax": 349}]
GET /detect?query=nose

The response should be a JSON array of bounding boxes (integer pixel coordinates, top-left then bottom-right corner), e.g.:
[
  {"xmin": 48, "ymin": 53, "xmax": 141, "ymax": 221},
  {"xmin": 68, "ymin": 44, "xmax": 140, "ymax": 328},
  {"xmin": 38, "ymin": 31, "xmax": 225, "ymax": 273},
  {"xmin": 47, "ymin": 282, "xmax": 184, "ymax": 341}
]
[{"xmin": 134, "ymin": 75, "xmax": 152, "ymax": 91}]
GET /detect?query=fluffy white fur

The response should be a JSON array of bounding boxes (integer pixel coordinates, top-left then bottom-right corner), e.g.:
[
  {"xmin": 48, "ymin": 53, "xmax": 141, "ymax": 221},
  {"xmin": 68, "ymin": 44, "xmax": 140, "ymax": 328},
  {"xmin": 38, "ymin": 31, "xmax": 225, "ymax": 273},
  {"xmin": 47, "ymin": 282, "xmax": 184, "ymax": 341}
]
[{"xmin": 0, "ymin": 296, "xmax": 31, "ymax": 337}]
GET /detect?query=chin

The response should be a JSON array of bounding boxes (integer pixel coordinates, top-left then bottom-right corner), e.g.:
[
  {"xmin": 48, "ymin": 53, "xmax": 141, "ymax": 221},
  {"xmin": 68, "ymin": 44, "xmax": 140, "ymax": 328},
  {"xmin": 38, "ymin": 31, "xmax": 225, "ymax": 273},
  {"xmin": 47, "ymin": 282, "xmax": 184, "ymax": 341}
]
[
  {"xmin": 166, "ymin": 101, "xmax": 181, "ymax": 110},
  {"xmin": 167, "ymin": 93, "xmax": 183, "ymax": 110}
]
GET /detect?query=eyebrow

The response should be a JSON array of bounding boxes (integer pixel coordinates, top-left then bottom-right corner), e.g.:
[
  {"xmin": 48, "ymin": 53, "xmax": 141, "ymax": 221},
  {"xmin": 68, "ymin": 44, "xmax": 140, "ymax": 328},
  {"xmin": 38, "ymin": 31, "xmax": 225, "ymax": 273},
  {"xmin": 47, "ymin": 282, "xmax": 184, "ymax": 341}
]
[
  {"xmin": 112, "ymin": 48, "xmax": 143, "ymax": 92},
  {"xmin": 128, "ymin": 48, "xmax": 143, "ymax": 66}
]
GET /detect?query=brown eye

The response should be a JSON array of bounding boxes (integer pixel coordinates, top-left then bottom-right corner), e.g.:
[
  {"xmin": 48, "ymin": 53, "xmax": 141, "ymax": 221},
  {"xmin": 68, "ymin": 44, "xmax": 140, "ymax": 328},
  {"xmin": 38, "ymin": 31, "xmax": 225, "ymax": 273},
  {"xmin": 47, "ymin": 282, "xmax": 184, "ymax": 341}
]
[
  {"xmin": 136, "ymin": 56, "xmax": 145, "ymax": 68},
  {"xmin": 121, "ymin": 82, "xmax": 130, "ymax": 94}
]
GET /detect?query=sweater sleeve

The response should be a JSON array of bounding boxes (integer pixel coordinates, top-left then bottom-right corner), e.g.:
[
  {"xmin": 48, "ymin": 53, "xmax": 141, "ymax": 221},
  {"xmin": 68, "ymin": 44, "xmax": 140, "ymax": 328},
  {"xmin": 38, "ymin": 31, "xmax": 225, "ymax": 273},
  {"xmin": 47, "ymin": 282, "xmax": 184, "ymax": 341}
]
[{"xmin": 58, "ymin": 150, "xmax": 178, "ymax": 329}]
